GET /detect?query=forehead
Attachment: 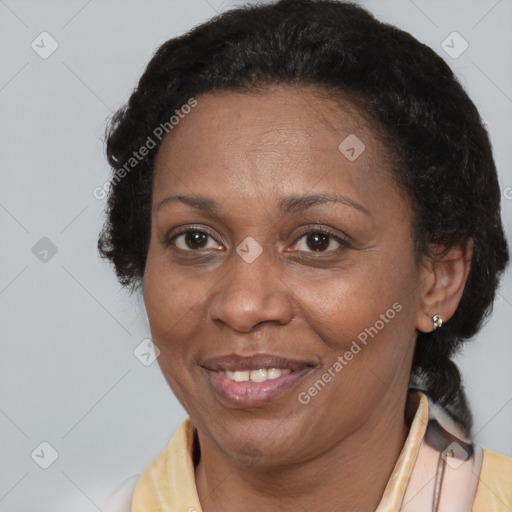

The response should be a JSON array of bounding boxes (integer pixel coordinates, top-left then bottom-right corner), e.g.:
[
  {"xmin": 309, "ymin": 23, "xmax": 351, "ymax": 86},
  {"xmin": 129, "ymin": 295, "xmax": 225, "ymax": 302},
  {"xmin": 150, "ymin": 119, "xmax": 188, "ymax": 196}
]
[{"xmin": 152, "ymin": 85, "xmax": 396, "ymax": 209}]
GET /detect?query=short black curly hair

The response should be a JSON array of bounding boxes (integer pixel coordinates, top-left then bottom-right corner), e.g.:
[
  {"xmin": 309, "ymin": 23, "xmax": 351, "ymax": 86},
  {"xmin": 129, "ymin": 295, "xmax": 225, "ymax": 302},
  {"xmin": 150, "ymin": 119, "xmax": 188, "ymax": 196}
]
[{"xmin": 98, "ymin": 0, "xmax": 509, "ymax": 434}]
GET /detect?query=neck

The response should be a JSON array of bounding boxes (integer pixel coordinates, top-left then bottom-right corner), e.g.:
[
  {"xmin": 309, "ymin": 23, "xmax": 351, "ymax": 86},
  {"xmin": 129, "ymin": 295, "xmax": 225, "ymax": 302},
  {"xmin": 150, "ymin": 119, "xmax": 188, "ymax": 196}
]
[{"xmin": 195, "ymin": 389, "xmax": 414, "ymax": 512}]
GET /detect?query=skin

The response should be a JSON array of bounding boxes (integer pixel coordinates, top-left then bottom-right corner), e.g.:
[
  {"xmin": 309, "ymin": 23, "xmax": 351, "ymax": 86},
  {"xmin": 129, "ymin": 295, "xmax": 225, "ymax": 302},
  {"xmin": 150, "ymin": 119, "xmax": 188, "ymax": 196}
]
[{"xmin": 143, "ymin": 85, "xmax": 471, "ymax": 512}]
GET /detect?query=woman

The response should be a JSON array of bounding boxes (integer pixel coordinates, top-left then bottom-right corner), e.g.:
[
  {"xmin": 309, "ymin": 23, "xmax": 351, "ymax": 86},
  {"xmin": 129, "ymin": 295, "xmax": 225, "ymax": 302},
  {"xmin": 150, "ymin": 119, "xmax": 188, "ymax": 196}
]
[{"xmin": 98, "ymin": 0, "xmax": 511, "ymax": 510}]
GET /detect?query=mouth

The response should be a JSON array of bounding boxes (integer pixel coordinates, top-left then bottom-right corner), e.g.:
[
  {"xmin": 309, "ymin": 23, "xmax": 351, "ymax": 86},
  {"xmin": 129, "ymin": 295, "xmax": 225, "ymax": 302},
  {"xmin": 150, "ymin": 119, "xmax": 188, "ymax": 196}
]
[
  {"xmin": 217, "ymin": 367, "xmax": 292, "ymax": 382},
  {"xmin": 201, "ymin": 353, "xmax": 315, "ymax": 407}
]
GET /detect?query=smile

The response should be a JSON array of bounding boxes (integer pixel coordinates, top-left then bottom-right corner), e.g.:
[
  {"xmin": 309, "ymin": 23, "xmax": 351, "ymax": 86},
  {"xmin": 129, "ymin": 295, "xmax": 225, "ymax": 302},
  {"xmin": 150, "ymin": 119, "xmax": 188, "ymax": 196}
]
[
  {"xmin": 204, "ymin": 366, "xmax": 313, "ymax": 407},
  {"xmin": 216, "ymin": 368, "xmax": 292, "ymax": 382},
  {"xmin": 200, "ymin": 353, "xmax": 315, "ymax": 407}
]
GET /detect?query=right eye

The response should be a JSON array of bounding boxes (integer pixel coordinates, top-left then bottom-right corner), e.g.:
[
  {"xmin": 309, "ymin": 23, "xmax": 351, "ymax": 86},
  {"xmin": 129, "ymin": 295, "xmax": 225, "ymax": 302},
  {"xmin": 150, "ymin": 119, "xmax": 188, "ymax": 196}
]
[{"xmin": 165, "ymin": 228, "xmax": 224, "ymax": 252}]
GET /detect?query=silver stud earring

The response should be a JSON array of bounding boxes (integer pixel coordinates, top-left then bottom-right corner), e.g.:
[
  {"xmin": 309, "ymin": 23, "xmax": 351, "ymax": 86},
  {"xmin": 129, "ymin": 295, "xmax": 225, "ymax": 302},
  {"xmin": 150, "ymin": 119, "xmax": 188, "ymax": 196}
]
[{"xmin": 432, "ymin": 313, "xmax": 443, "ymax": 330}]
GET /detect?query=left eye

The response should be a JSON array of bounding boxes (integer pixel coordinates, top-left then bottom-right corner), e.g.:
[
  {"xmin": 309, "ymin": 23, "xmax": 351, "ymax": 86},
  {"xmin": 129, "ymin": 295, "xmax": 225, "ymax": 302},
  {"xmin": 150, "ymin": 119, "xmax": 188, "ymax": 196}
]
[{"xmin": 292, "ymin": 230, "xmax": 348, "ymax": 253}]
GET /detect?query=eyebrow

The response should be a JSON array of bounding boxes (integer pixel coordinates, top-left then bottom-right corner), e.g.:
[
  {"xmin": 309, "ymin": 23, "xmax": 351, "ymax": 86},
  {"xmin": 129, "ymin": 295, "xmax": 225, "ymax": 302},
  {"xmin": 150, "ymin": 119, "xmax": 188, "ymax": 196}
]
[{"xmin": 156, "ymin": 192, "xmax": 370, "ymax": 216}]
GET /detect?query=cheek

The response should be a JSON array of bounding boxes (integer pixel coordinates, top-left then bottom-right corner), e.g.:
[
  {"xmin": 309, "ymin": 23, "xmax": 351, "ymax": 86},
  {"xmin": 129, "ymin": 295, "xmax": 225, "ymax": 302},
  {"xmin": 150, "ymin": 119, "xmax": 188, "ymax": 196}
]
[
  {"xmin": 296, "ymin": 254, "xmax": 418, "ymax": 349},
  {"xmin": 143, "ymin": 250, "xmax": 198, "ymax": 373},
  {"xmin": 292, "ymin": 253, "xmax": 420, "ymax": 410},
  {"xmin": 143, "ymin": 257, "xmax": 204, "ymax": 408},
  {"xmin": 295, "ymin": 277, "xmax": 417, "ymax": 419},
  {"xmin": 143, "ymin": 243, "xmax": 194, "ymax": 330}
]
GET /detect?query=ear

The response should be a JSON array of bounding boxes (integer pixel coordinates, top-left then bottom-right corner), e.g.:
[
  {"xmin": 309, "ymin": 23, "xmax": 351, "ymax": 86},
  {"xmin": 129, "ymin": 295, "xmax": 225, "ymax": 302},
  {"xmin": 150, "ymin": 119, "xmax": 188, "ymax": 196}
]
[{"xmin": 416, "ymin": 239, "xmax": 473, "ymax": 333}]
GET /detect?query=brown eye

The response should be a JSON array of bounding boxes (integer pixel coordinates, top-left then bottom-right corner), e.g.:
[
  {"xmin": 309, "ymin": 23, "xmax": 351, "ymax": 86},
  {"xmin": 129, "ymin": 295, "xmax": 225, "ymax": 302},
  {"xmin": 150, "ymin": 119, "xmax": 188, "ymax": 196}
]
[
  {"xmin": 305, "ymin": 232, "xmax": 330, "ymax": 251},
  {"xmin": 183, "ymin": 231, "xmax": 208, "ymax": 249},
  {"xmin": 166, "ymin": 229, "xmax": 223, "ymax": 251},
  {"xmin": 292, "ymin": 229, "xmax": 349, "ymax": 253}
]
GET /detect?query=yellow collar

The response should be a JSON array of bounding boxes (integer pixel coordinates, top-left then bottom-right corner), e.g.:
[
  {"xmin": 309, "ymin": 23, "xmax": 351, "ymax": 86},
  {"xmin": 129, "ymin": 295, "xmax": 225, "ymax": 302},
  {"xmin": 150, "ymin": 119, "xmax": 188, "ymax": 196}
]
[{"xmin": 375, "ymin": 390, "xmax": 429, "ymax": 510}]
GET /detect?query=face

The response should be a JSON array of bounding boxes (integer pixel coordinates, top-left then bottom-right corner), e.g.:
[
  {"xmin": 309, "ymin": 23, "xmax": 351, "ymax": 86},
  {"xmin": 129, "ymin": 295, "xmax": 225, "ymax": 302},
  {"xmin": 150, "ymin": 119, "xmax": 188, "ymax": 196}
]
[{"xmin": 143, "ymin": 86, "xmax": 427, "ymax": 467}]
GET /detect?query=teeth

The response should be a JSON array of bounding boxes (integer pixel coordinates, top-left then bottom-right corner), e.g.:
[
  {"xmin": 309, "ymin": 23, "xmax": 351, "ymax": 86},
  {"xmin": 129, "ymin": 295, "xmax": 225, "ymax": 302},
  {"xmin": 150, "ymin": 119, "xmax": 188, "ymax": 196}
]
[
  {"xmin": 268, "ymin": 368, "xmax": 282, "ymax": 379},
  {"xmin": 220, "ymin": 368, "xmax": 293, "ymax": 382},
  {"xmin": 250, "ymin": 369, "xmax": 268, "ymax": 382},
  {"xmin": 233, "ymin": 370, "xmax": 250, "ymax": 382}
]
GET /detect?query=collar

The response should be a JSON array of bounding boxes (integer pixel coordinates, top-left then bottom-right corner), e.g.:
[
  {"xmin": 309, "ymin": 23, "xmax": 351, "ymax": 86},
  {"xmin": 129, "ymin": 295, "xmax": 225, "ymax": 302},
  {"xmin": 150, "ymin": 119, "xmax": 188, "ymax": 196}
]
[
  {"xmin": 375, "ymin": 390, "xmax": 429, "ymax": 510},
  {"xmin": 130, "ymin": 390, "xmax": 466, "ymax": 511}
]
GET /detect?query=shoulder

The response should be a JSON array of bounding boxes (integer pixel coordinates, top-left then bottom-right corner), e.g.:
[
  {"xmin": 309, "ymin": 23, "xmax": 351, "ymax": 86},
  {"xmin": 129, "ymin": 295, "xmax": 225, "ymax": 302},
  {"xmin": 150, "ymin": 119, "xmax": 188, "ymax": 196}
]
[{"xmin": 473, "ymin": 448, "xmax": 512, "ymax": 511}]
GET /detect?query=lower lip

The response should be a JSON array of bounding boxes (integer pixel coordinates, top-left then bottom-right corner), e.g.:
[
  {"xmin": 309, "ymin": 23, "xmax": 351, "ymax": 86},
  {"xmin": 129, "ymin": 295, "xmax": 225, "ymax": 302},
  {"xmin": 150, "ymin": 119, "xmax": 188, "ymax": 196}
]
[{"xmin": 205, "ymin": 368, "xmax": 313, "ymax": 407}]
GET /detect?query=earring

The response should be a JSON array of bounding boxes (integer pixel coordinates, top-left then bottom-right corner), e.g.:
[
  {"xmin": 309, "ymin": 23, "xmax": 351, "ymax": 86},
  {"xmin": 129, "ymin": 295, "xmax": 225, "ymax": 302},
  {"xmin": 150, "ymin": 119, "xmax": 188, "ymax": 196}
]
[{"xmin": 432, "ymin": 313, "xmax": 443, "ymax": 330}]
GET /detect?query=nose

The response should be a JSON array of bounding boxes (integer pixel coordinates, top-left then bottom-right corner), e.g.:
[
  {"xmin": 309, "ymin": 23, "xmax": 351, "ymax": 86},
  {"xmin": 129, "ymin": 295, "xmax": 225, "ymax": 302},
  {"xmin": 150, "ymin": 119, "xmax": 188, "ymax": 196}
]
[{"xmin": 208, "ymin": 246, "xmax": 294, "ymax": 333}]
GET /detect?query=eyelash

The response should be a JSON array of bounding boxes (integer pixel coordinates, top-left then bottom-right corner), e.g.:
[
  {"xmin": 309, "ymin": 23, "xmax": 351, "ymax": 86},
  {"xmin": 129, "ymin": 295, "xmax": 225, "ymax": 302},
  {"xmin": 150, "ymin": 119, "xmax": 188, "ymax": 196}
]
[{"xmin": 164, "ymin": 225, "xmax": 351, "ymax": 254}]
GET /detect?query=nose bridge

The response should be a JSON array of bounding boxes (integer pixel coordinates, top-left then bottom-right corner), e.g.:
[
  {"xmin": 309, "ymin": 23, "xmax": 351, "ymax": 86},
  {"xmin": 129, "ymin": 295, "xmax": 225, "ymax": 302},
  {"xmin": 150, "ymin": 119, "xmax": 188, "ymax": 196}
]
[{"xmin": 208, "ymin": 241, "xmax": 293, "ymax": 331}]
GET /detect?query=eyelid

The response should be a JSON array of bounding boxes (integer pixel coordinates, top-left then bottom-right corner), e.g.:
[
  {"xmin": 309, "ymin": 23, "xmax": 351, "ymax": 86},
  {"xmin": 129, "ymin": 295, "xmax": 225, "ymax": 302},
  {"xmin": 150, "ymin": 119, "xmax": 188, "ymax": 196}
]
[
  {"xmin": 164, "ymin": 225, "xmax": 223, "ymax": 248},
  {"xmin": 291, "ymin": 225, "xmax": 352, "ymax": 247}
]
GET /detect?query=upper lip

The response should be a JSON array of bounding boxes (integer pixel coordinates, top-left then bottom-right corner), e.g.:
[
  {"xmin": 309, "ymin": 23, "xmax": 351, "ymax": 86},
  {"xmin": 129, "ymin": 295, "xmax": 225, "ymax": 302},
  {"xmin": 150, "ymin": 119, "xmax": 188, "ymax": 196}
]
[{"xmin": 201, "ymin": 353, "xmax": 314, "ymax": 372}]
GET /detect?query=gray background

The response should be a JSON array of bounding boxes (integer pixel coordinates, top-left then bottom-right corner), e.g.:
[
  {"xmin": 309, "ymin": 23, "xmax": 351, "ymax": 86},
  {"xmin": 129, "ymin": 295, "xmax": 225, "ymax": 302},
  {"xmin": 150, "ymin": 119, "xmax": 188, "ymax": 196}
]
[{"xmin": 0, "ymin": 0, "xmax": 511, "ymax": 510}]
